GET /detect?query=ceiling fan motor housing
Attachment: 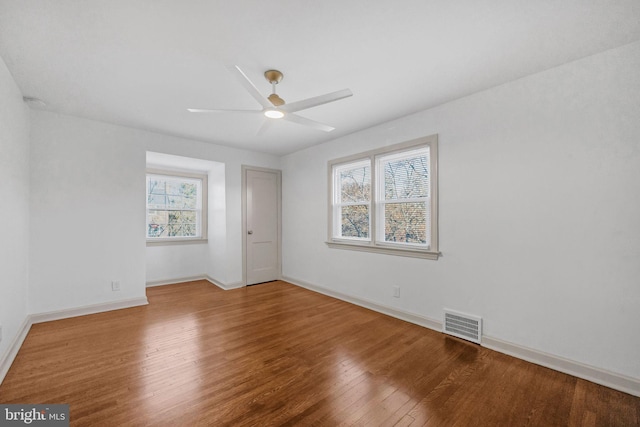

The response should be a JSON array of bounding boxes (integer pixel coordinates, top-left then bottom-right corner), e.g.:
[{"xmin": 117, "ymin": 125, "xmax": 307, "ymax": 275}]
[{"xmin": 264, "ymin": 69, "xmax": 283, "ymax": 84}]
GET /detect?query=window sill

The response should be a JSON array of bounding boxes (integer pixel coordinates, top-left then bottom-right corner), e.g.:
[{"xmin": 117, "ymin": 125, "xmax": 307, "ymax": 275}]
[
  {"xmin": 325, "ymin": 241, "xmax": 440, "ymax": 260},
  {"xmin": 147, "ymin": 238, "xmax": 208, "ymax": 247}
]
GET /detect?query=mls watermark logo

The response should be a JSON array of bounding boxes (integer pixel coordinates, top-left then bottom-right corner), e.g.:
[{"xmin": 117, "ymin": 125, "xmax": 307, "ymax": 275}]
[{"xmin": 0, "ymin": 405, "xmax": 69, "ymax": 426}]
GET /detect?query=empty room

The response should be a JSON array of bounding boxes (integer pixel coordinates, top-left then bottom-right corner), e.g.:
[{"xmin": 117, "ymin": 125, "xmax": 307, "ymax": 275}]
[{"xmin": 1, "ymin": 1, "xmax": 639, "ymax": 425}]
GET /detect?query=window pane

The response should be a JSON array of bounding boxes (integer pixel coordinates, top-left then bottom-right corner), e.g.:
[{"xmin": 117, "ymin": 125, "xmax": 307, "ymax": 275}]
[
  {"xmin": 183, "ymin": 195, "xmax": 197, "ymax": 209},
  {"xmin": 168, "ymin": 211, "xmax": 180, "ymax": 224},
  {"xmin": 148, "ymin": 179, "xmax": 166, "ymax": 195},
  {"xmin": 148, "ymin": 210, "xmax": 167, "ymax": 225},
  {"xmin": 183, "ymin": 223, "xmax": 196, "ymax": 236},
  {"xmin": 180, "ymin": 182, "xmax": 197, "ymax": 198},
  {"xmin": 168, "ymin": 224, "xmax": 183, "ymax": 236},
  {"xmin": 382, "ymin": 151, "xmax": 429, "ymax": 200},
  {"xmin": 341, "ymin": 205, "xmax": 369, "ymax": 238},
  {"xmin": 148, "ymin": 223, "xmax": 166, "ymax": 237},
  {"xmin": 182, "ymin": 211, "xmax": 196, "ymax": 223},
  {"xmin": 340, "ymin": 165, "xmax": 370, "ymax": 203},
  {"xmin": 166, "ymin": 195, "xmax": 181, "ymax": 209},
  {"xmin": 384, "ymin": 202, "xmax": 428, "ymax": 244},
  {"xmin": 167, "ymin": 210, "xmax": 196, "ymax": 225},
  {"xmin": 165, "ymin": 181, "xmax": 183, "ymax": 195},
  {"xmin": 148, "ymin": 210, "xmax": 167, "ymax": 238},
  {"xmin": 147, "ymin": 194, "xmax": 167, "ymax": 208}
]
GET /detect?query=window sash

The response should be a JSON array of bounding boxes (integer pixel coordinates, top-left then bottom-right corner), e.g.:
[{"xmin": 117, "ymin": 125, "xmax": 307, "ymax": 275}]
[
  {"xmin": 147, "ymin": 209, "xmax": 202, "ymax": 238},
  {"xmin": 333, "ymin": 202, "xmax": 371, "ymax": 241},
  {"xmin": 375, "ymin": 145, "xmax": 430, "ymax": 248},
  {"xmin": 376, "ymin": 198, "xmax": 431, "ymax": 248},
  {"xmin": 332, "ymin": 159, "xmax": 371, "ymax": 241}
]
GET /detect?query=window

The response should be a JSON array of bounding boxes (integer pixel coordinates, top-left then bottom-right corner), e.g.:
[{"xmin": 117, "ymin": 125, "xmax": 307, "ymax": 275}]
[
  {"xmin": 328, "ymin": 135, "xmax": 438, "ymax": 259},
  {"xmin": 332, "ymin": 160, "xmax": 371, "ymax": 240},
  {"xmin": 146, "ymin": 170, "xmax": 207, "ymax": 244}
]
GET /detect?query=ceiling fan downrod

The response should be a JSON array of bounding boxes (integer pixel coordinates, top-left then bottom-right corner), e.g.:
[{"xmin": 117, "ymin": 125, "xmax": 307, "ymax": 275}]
[{"xmin": 265, "ymin": 70, "xmax": 285, "ymax": 106}]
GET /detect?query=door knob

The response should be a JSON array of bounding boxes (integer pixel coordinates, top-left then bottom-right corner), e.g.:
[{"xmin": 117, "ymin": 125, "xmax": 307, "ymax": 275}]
[{"xmin": 248, "ymin": 230, "xmax": 253, "ymax": 235}]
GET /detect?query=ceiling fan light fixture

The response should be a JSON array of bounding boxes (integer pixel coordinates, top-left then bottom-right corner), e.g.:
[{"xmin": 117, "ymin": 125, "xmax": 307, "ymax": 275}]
[{"xmin": 264, "ymin": 109, "xmax": 284, "ymax": 119}]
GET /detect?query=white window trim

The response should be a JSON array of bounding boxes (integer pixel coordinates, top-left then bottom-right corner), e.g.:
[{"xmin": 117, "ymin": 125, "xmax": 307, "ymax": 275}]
[
  {"xmin": 146, "ymin": 168, "xmax": 208, "ymax": 246},
  {"xmin": 326, "ymin": 134, "xmax": 439, "ymax": 260}
]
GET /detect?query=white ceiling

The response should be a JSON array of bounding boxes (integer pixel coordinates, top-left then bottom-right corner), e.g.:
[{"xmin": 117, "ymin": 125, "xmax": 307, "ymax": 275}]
[{"xmin": 1, "ymin": 1, "xmax": 639, "ymax": 155}]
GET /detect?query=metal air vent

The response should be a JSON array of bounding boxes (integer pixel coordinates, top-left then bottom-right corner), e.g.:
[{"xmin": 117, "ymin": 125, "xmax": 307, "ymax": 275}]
[{"xmin": 443, "ymin": 309, "xmax": 482, "ymax": 344}]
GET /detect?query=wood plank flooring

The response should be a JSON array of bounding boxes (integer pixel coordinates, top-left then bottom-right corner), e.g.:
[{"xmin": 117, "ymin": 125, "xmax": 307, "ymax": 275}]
[{"xmin": 0, "ymin": 280, "xmax": 638, "ymax": 426}]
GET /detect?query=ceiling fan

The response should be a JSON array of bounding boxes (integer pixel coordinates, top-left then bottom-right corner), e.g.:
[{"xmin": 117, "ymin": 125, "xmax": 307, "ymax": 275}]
[{"xmin": 188, "ymin": 66, "xmax": 353, "ymax": 133}]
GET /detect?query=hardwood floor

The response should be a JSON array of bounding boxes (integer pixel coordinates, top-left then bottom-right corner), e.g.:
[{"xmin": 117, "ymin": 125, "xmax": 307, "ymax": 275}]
[{"xmin": 1, "ymin": 280, "xmax": 638, "ymax": 426}]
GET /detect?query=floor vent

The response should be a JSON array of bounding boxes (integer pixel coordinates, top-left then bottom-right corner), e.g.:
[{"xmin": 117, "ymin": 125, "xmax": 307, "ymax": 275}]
[{"xmin": 443, "ymin": 309, "xmax": 482, "ymax": 344}]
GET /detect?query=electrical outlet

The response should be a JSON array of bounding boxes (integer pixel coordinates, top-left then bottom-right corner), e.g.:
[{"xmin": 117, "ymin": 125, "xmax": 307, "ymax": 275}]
[
  {"xmin": 111, "ymin": 280, "xmax": 121, "ymax": 291},
  {"xmin": 393, "ymin": 286, "xmax": 400, "ymax": 298}
]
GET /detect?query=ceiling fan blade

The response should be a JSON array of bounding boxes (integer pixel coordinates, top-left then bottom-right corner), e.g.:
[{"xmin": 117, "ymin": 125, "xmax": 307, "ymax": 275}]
[
  {"xmin": 256, "ymin": 119, "xmax": 274, "ymax": 136},
  {"xmin": 228, "ymin": 65, "xmax": 272, "ymax": 109},
  {"xmin": 187, "ymin": 108, "xmax": 261, "ymax": 114},
  {"xmin": 280, "ymin": 88, "xmax": 352, "ymax": 113},
  {"xmin": 282, "ymin": 113, "xmax": 335, "ymax": 132}
]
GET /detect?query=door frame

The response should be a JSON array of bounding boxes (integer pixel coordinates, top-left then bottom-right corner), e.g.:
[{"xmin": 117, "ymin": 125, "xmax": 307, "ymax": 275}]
[{"xmin": 241, "ymin": 165, "xmax": 283, "ymax": 286}]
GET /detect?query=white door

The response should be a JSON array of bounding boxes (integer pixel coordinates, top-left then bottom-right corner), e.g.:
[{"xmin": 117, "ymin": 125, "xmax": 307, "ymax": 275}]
[{"xmin": 245, "ymin": 168, "xmax": 280, "ymax": 285}]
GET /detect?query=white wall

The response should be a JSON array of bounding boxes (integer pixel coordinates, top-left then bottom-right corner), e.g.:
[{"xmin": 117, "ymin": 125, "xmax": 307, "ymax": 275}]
[
  {"xmin": 29, "ymin": 111, "xmax": 280, "ymax": 314},
  {"xmin": 281, "ymin": 41, "xmax": 640, "ymax": 380},
  {"xmin": 207, "ymin": 163, "xmax": 228, "ymax": 283},
  {"xmin": 29, "ymin": 112, "xmax": 147, "ymax": 313},
  {"xmin": 0, "ymin": 56, "xmax": 30, "ymax": 360},
  {"xmin": 145, "ymin": 244, "xmax": 209, "ymax": 284}
]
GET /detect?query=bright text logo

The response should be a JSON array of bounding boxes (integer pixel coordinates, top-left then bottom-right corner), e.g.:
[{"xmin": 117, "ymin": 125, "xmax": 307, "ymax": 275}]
[{"xmin": 0, "ymin": 405, "xmax": 69, "ymax": 426}]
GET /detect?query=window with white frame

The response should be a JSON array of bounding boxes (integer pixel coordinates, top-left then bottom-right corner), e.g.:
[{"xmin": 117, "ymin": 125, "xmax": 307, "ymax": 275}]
[
  {"xmin": 146, "ymin": 171, "xmax": 207, "ymax": 243},
  {"xmin": 328, "ymin": 135, "xmax": 438, "ymax": 259},
  {"xmin": 332, "ymin": 160, "xmax": 371, "ymax": 240}
]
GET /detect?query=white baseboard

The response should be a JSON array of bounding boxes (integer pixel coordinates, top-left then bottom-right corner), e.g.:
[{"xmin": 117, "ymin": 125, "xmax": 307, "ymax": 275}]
[
  {"xmin": 0, "ymin": 316, "xmax": 32, "ymax": 386},
  {"xmin": 282, "ymin": 275, "xmax": 442, "ymax": 332},
  {"xmin": 282, "ymin": 275, "xmax": 640, "ymax": 398},
  {"xmin": 30, "ymin": 297, "xmax": 149, "ymax": 324},
  {"xmin": 482, "ymin": 336, "xmax": 640, "ymax": 397},
  {"xmin": 146, "ymin": 275, "xmax": 245, "ymax": 291},
  {"xmin": 146, "ymin": 275, "xmax": 209, "ymax": 287},
  {"xmin": 205, "ymin": 276, "xmax": 245, "ymax": 290}
]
